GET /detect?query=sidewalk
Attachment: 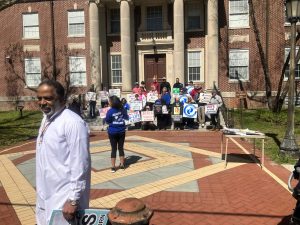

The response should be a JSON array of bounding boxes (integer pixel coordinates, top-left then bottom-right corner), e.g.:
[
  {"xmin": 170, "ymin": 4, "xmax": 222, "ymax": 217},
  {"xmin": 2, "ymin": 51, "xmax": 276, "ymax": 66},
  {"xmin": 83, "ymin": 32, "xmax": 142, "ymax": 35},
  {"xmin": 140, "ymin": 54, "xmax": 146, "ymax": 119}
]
[{"xmin": 0, "ymin": 131, "xmax": 296, "ymax": 225}]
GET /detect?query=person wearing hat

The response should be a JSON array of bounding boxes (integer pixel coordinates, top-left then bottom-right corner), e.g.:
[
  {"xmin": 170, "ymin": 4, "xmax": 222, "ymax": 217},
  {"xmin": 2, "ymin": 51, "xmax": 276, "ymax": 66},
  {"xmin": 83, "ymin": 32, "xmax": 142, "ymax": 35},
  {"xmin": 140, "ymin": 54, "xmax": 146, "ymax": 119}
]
[
  {"xmin": 160, "ymin": 77, "xmax": 171, "ymax": 93},
  {"xmin": 132, "ymin": 82, "xmax": 140, "ymax": 94}
]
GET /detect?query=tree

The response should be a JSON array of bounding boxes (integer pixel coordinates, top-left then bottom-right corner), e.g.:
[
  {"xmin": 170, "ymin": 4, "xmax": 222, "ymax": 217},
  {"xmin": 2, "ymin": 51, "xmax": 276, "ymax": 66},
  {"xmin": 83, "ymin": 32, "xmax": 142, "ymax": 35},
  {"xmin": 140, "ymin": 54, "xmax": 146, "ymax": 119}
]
[{"xmin": 4, "ymin": 42, "xmax": 81, "ymax": 100}]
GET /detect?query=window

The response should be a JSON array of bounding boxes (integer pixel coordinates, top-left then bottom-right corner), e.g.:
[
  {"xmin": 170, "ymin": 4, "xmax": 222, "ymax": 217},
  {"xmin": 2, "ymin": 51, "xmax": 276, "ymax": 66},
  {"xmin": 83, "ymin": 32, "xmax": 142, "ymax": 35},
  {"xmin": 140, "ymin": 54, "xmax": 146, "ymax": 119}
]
[
  {"xmin": 187, "ymin": 3, "xmax": 201, "ymax": 30},
  {"xmin": 23, "ymin": 13, "xmax": 39, "ymax": 39},
  {"xmin": 188, "ymin": 51, "xmax": 201, "ymax": 81},
  {"xmin": 284, "ymin": 47, "xmax": 300, "ymax": 79},
  {"xmin": 69, "ymin": 57, "xmax": 87, "ymax": 86},
  {"xmin": 229, "ymin": 49, "xmax": 249, "ymax": 80},
  {"xmin": 68, "ymin": 11, "xmax": 85, "ymax": 36},
  {"xmin": 110, "ymin": 9, "xmax": 120, "ymax": 33},
  {"xmin": 229, "ymin": 0, "xmax": 249, "ymax": 28},
  {"xmin": 146, "ymin": 6, "xmax": 163, "ymax": 31},
  {"xmin": 111, "ymin": 55, "xmax": 122, "ymax": 84},
  {"xmin": 25, "ymin": 58, "xmax": 41, "ymax": 87}
]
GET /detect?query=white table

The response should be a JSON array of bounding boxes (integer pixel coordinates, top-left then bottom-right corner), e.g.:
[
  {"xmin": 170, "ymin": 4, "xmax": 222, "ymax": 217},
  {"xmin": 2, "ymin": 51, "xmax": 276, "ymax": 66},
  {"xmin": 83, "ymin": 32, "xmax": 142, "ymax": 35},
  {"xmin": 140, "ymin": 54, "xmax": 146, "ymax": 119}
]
[{"xmin": 220, "ymin": 133, "xmax": 265, "ymax": 168}]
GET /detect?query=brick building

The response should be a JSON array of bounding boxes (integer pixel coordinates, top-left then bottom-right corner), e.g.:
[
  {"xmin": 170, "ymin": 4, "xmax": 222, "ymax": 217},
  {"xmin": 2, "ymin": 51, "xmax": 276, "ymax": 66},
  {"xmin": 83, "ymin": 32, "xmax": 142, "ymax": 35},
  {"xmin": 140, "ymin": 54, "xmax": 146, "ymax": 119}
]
[{"xmin": 0, "ymin": 0, "xmax": 293, "ymax": 110}]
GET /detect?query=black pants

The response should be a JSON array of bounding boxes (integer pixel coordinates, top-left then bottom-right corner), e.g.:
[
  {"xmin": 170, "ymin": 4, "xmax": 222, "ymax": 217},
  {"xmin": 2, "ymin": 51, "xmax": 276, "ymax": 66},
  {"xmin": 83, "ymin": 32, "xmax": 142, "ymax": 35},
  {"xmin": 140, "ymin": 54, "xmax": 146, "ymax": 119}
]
[
  {"xmin": 109, "ymin": 132, "xmax": 125, "ymax": 158},
  {"xmin": 89, "ymin": 101, "xmax": 96, "ymax": 118}
]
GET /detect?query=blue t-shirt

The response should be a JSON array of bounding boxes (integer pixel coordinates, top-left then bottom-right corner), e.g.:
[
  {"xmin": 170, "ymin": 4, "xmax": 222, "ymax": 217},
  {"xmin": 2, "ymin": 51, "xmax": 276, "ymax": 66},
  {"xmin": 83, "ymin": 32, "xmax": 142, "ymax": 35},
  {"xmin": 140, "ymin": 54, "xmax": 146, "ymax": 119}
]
[
  {"xmin": 161, "ymin": 93, "xmax": 171, "ymax": 105},
  {"xmin": 105, "ymin": 108, "xmax": 129, "ymax": 135}
]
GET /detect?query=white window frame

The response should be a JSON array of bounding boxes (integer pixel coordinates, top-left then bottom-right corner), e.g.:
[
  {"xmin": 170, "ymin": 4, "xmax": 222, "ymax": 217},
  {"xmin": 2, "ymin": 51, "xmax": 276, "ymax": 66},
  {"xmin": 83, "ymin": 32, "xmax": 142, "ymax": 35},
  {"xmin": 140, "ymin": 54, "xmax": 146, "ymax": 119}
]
[
  {"xmin": 68, "ymin": 10, "xmax": 85, "ymax": 37},
  {"xmin": 187, "ymin": 50, "xmax": 204, "ymax": 83},
  {"xmin": 284, "ymin": 47, "xmax": 300, "ymax": 80},
  {"xmin": 22, "ymin": 13, "xmax": 40, "ymax": 39},
  {"xmin": 229, "ymin": 0, "xmax": 249, "ymax": 29},
  {"xmin": 24, "ymin": 58, "xmax": 41, "ymax": 87},
  {"xmin": 69, "ymin": 56, "xmax": 87, "ymax": 87},
  {"xmin": 185, "ymin": 2, "xmax": 202, "ymax": 31},
  {"xmin": 229, "ymin": 49, "xmax": 249, "ymax": 81},
  {"xmin": 110, "ymin": 54, "xmax": 122, "ymax": 85}
]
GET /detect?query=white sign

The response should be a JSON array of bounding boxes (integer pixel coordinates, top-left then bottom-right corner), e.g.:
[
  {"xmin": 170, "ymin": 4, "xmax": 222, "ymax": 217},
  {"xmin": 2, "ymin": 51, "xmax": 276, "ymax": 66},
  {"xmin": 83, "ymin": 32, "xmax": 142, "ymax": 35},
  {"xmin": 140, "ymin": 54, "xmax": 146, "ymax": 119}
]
[
  {"xmin": 162, "ymin": 105, "xmax": 168, "ymax": 114},
  {"xmin": 130, "ymin": 100, "xmax": 143, "ymax": 111},
  {"xmin": 128, "ymin": 111, "xmax": 141, "ymax": 123},
  {"xmin": 127, "ymin": 94, "xmax": 136, "ymax": 104},
  {"xmin": 49, "ymin": 209, "xmax": 109, "ymax": 225},
  {"xmin": 147, "ymin": 92, "xmax": 158, "ymax": 103},
  {"xmin": 99, "ymin": 91, "xmax": 109, "ymax": 101},
  {"xmin": 86, "ymin": 92, "xmax": 96, "ymax": 101},
  {"xmin": 199, "ymin": 93, "xmax": 212, "ymax": 104},
  {"xmin": 205, "ymin": 104, "xmax": 218, "ymax": 114},
  {"xmin": 183, "ymin": 103, "xmax": 198, "ymax": 118},
  {"xmin": 141, "ymin": 111, "xmax": 154, "ymax": 121},
  {"xmin": 180, "ymin": 95, "xmax": 188, "ymax": 104},
  {"xmin": 99, "ymin": 107, "xmax": 110, "ymax": 118},
  {"xmin": 109, "ymin": 89, "xmax": 121, "ymax": 98}
]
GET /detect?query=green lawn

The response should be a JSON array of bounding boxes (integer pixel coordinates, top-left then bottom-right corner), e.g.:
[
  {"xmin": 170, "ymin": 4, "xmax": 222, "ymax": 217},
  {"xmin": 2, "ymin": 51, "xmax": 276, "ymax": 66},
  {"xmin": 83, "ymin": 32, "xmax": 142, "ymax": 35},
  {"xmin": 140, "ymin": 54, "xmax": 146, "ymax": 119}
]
[
  {"xmin": 0, "ymin": 111, "xmax": 42, "ymax": 149},
  {"xmin": 232, "ymin": 108, "xmax": 300, "ymax": 164}
]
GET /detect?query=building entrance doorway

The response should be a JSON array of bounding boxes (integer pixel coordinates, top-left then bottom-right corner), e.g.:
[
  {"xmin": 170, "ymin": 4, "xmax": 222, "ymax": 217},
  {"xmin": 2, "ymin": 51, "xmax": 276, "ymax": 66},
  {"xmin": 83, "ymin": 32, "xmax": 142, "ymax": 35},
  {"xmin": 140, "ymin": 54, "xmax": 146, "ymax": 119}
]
[{"xmin": 144, "ymin": 54, "xmax": 166, "ymax": 91}]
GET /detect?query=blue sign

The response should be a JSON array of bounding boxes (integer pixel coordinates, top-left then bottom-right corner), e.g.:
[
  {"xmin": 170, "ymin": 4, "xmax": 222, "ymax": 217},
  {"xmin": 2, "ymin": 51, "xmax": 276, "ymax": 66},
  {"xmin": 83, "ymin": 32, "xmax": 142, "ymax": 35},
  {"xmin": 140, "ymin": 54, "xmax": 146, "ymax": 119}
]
[
  {"xmin": 180, "ymin": 95, "xmax": 188, "ymax": 104},
  {"xmin": 49, "ymin": 209, "xmax": 109, "ymax": 225},
  {"xmin": 183, "ymin": 104, "xmax": 198, "ymax": 118}
]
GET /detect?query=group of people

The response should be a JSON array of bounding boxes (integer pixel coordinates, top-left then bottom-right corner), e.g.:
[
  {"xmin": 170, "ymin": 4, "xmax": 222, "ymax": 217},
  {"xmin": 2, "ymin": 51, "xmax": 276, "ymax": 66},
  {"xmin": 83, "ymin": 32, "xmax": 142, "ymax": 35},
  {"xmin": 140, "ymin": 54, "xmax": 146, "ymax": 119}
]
[{"xmin": 126, "ymin": 77, "xmax": 223, "ymax": 130}]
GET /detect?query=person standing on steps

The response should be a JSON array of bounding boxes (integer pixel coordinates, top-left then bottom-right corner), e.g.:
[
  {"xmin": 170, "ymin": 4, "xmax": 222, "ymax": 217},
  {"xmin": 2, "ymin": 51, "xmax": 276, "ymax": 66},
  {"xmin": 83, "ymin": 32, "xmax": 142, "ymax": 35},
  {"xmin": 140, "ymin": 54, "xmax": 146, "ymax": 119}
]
[{"xmin": 105, "ymin": 96, "xmax": 129, "ymax": 173}]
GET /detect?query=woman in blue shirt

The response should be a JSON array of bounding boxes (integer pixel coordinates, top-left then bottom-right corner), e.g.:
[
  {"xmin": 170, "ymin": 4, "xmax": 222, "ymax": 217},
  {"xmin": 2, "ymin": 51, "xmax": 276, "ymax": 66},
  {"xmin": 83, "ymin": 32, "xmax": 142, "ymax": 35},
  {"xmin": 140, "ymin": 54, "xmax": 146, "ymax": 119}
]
[{"xmin": 105, "ymin": 96, "xmax": 129, "ymax": 173}]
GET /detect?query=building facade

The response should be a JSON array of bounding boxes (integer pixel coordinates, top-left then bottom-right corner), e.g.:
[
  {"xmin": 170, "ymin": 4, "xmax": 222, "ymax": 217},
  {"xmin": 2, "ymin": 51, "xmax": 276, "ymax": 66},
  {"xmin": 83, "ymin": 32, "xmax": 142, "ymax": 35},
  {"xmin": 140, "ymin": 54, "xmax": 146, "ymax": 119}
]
[{"xmin": 0, "ymin": 0, "xmax": 293, "ymax": 110}]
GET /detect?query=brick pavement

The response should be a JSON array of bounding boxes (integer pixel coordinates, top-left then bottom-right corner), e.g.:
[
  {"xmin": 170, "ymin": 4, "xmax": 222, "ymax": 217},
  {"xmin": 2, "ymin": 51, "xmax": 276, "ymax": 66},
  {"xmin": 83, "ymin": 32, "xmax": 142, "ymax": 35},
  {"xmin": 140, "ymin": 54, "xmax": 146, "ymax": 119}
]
[{"xmin": 0, "ymin": 131, "xmax": 297, "ymax": 225}]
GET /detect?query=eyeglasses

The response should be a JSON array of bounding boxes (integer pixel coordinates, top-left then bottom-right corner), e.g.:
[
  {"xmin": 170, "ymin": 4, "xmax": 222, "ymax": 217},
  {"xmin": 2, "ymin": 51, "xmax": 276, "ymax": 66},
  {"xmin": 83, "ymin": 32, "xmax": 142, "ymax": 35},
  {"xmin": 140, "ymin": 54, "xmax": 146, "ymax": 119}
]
[{"xmin": 37, "ymin": 96, "xmax": 55, "ymax": 101}]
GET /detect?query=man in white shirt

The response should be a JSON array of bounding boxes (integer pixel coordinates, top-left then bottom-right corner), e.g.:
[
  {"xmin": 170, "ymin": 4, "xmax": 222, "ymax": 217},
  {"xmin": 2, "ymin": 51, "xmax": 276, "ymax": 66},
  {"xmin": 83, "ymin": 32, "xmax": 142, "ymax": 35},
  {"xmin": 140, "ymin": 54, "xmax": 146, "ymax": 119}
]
[
  {"xmin": 209, "ymin": 89, "xmax": 223, "ymax": 130},
  {"xmin": 36, "ymin": 80, "xmax": 91, "ymax": 225}
]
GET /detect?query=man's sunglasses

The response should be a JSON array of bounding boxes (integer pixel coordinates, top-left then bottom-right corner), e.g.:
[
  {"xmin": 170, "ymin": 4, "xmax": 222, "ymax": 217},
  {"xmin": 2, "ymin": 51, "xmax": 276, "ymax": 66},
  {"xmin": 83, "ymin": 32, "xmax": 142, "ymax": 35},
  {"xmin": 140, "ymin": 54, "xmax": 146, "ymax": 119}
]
[{"xmin": 37, "ymin": 96, "xmax": 55, "ymax": 101}]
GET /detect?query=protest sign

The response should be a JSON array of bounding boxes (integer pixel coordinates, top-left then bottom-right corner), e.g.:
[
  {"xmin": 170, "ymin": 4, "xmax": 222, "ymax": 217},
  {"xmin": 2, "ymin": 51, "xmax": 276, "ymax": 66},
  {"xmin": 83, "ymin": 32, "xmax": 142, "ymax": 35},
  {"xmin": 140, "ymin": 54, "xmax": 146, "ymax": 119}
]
[
  {"xmin": 127, "ymin": 94, "xmax": 136, "ymax": 104},
  {"xmin": 199, "ymin": 93, "xmax": 212, "ymax": 104},
  {"xmin": 154, "ymin": 104, "xmax": 162, "ymax": 115},
  {"xmin": 179, "ymin": 95, "xmax": 188, "ymax": 104},
  {"xmin": 128, "ymin": 111, "xmax": 141, "ymax": 123},
  {"xmin": 173, "ymin": 106, "xmax": 181, "ymax": 115},
  {"xmin": 99, "ymin": 107, "xmax": 110, "ymax": 118},
  {"xmin": 130, "ymin": 100, "xmax": 143, "ymax": 111},
  {"xmin": 162, "ymin": 105, "xmax": 168, "ymax": 114},
  {"xmin": 183, "ymin": 103, "xmax": 198, "ymax": 118},
  {"xmin": 109, "ymin": 89, "xmax": 121, "ymax": 98},
  {"xmin": 147, "ymin": 92, "xmax": 158, "ymax": 103},
  {"xmin": 172, "ymin": 115, "xmax": 182, "ymax": 122},
  {"xmin": 86, "ymin": 92, "xmax": 96, "ymax": 101},
  {"xmin": 172, "ymin": 88, "xmax": 180, "ymax": 98},
  {"xmin": 141, "ymin": 111, "xmax": 154, "ymax": 122},
  {"xmin": 205, "ymin": 104, "xmax": 218, "ymax": 114},
  {"xmin": 49, "ymin": 209, "xmax": 109, "ymax": 225},
  {"xmin": 99, "ymin": 91, "xmax": 109, "ymax": 101}
]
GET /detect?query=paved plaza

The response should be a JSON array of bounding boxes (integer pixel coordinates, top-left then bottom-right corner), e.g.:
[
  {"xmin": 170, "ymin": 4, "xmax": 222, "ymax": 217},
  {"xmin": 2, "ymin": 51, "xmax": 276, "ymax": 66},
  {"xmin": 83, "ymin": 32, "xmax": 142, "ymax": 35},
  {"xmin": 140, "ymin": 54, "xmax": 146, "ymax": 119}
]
[{"xmin": 0, "ymin": 131, "xmax": 297, "ymax": 225}]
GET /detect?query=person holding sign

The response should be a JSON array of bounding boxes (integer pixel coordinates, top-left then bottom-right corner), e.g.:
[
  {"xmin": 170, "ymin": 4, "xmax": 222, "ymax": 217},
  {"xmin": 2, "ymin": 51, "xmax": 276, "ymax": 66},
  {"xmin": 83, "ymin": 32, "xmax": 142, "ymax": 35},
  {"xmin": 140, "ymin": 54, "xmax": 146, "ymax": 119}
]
[
  {"xmin": 209, "ymin": 90, "xmax": 223, "ymax": 130},
  {"xmin": 36, "ymin": 80, "xmax": 91, "ymax": 225},
  {"xmin": 105, "ymin": 96, "xmax": 129, "ymax": 173},
  {"xmin": 172, "ymin": 96, "xmax": 184, "ymax": 130},
  {"xmin": 86, "ymin": 85, "xmax": 97, "ymax": 118}
]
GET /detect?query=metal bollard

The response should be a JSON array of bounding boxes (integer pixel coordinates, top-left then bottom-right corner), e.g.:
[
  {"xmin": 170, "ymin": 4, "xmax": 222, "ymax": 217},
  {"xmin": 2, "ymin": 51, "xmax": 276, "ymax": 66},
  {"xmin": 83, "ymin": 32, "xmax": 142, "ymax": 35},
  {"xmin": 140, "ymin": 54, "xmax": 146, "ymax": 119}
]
[{"xmin": 108, "ymin": 198, "xmax": 153, "ymax": 225}]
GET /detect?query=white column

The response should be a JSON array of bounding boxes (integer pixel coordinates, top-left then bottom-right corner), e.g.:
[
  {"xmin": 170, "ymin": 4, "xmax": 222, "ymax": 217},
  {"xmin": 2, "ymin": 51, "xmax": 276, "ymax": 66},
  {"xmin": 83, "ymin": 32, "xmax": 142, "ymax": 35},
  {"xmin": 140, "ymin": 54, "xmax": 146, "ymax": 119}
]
[
  {"xmin": 120, "ymin": 0, "xmax": 133, "ymax": 92},
  {"xmin": 173, "ymin": 0, "xmax": 185, "ymax": 84},
  {"xmin": 99, "ymin": 4, "xmax": 108, "ymax": 89},
  {"xmin": 89, "ymin": 0, "xmax": 101, "ymax": 90},
  {"xmin": 206, "ymin": 0, "xmax": 219, "ymax": 89}
]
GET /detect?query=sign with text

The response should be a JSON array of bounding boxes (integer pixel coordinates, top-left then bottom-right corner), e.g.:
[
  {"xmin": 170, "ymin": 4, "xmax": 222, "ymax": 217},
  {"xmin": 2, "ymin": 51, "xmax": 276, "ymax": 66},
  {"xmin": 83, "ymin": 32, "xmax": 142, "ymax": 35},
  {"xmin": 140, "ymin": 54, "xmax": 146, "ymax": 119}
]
[
  {"xmin": 147, "ymin": 92, "xmax": 158, "ymax": 103},
  {"xmin": 130, "ymin": 100, "xmax": 143, "ymax": 111},
  {"xmin": 86, "ymin": 92, "xmax": 96, "ymax": 101},
  {"xmin": 99, "ymin": 91, "xmax": 109, "ymax": 101},
  {"xmin": 128, "ymin": 111, "xmax": 141, "ymax": 123},
  {"xmin": 172, "ymin": 106, "xmax": 181, "ymax": 115},
  {"xmin": 49, "ymin": 209, "xmax": 109, "ymax": 225},
  {"xmin": 199, "ymin": 93, "xmax": 212, "ymax": 104},
  {"xmin": 172, "ymin": 115, "xmax": 182, "ymax": 122},
  {"xmin": 109, "ymin": 89, "xmax": 121, "ymax": 98},
  {"xmin": 99, "ymin": 107, "xmax": 110, "ymax": 119},
  {"xmin": 154, "ymin": 104, "xmax": 162, "ymax": 115},
  {"xmin": 127, "ymin": 94, "xmax": 136, "ymax": 104},
  {"xmin": 141, "ymin": 111, "xmax": 154, "ymax": 122},
  {"xmin": 183, "ymin": 104, "xmax": 198, "ymax": 118},
  {"xmin": 205, "ymin": 104, "xmax": 218, "ymax": 114},
  {"xmin": 162, "ymin": 105, "xmax": 168, "ymax": 114}
]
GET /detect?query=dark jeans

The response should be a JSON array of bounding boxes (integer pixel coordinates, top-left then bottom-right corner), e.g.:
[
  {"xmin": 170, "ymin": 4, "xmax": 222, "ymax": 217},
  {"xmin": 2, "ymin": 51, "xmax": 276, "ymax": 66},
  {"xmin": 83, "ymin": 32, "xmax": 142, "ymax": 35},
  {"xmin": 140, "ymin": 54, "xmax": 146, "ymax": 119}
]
[
  {"xmin": 109, "ymin": 132, "xmax": 125, "ymax": 158},
  {"xmin": 89, "ymin": 101, "xmax": 96, "ymax": 118}
]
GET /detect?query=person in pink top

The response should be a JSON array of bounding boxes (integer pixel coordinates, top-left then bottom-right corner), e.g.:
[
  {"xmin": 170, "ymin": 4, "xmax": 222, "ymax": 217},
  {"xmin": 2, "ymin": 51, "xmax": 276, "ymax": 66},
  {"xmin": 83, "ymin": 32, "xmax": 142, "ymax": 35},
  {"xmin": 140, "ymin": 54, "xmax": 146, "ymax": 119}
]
[
  {"xmin": 150, "ymin": 77, "xmax": 160, "ymax": 94},
  {"xmin": 132, "ymin": 82, "xmax": 140, "ymax": 94}
]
